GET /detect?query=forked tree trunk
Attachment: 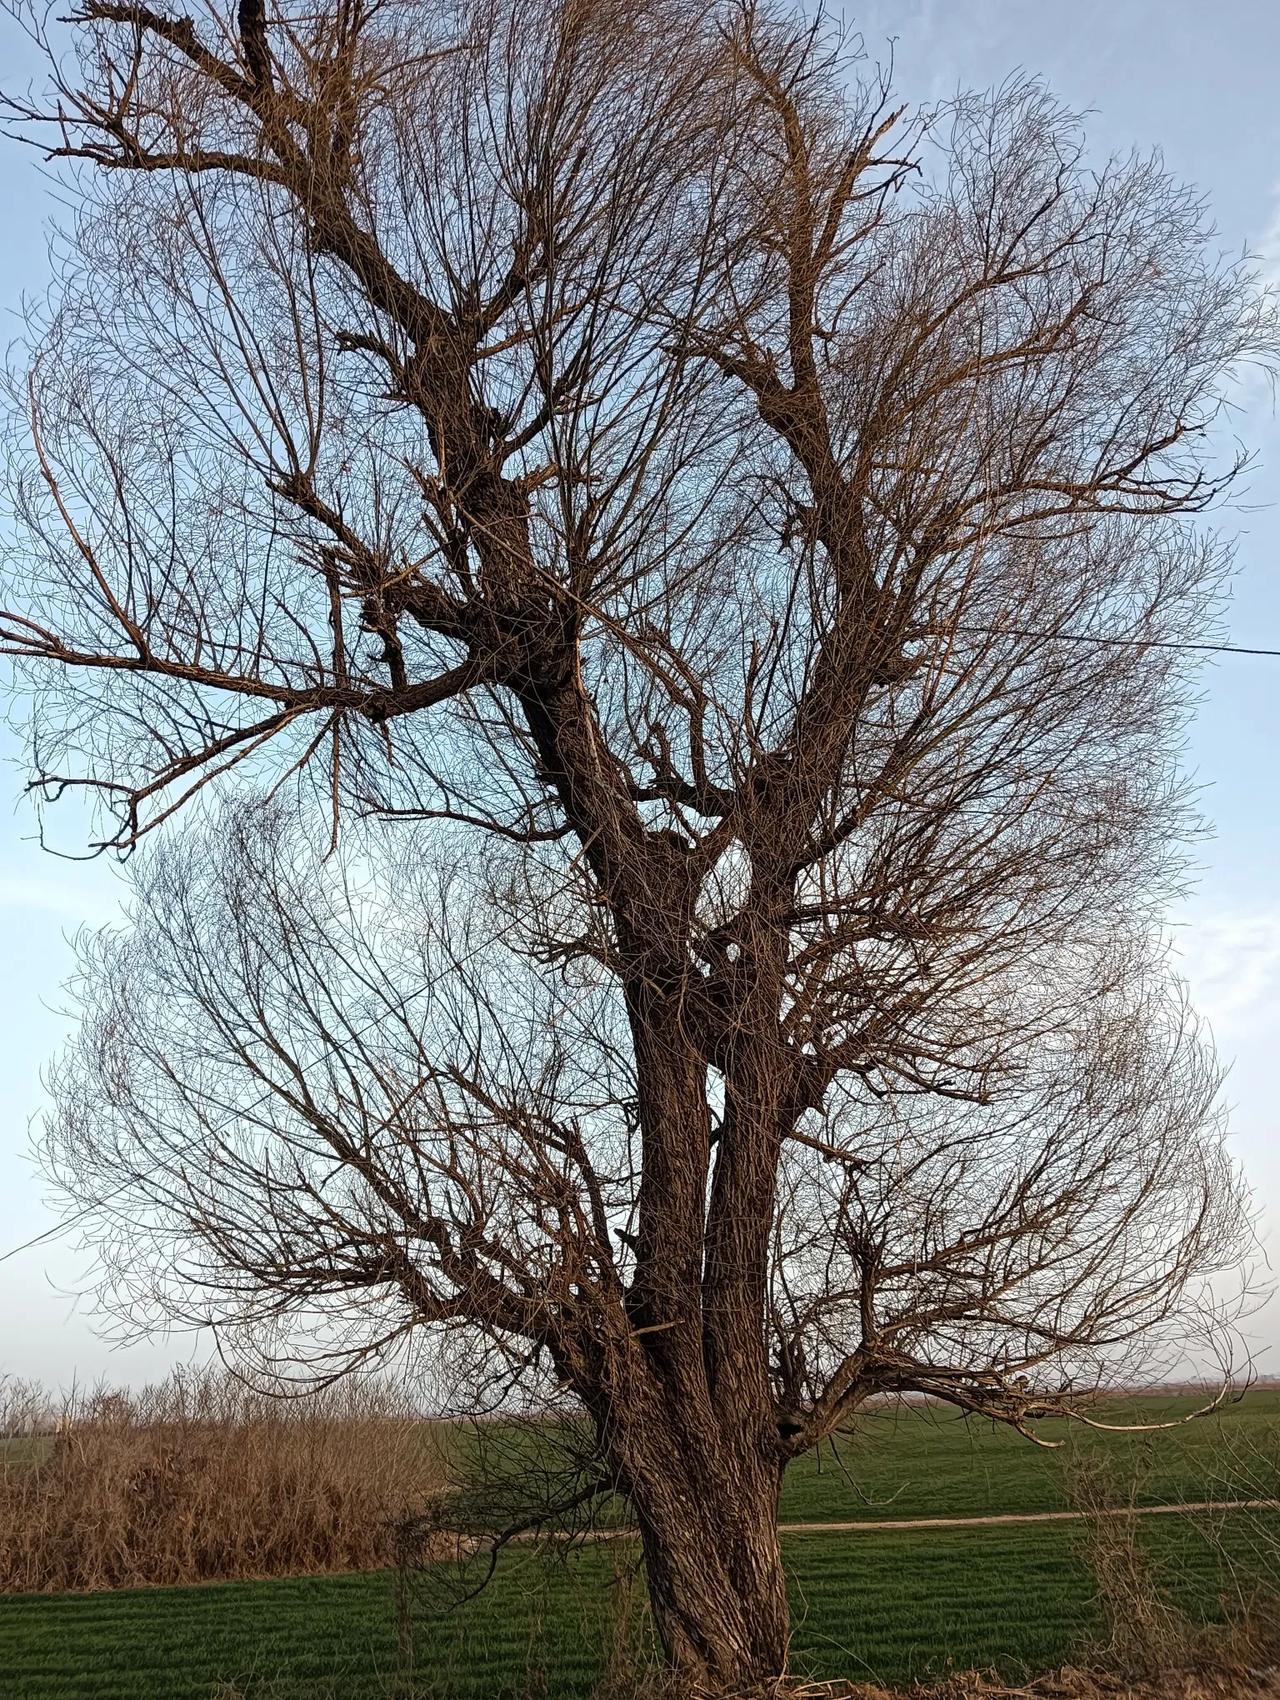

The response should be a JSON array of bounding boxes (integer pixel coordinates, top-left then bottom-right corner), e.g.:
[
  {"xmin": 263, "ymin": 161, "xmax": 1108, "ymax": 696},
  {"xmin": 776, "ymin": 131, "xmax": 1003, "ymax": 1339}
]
[{"xmin": 601, "ymin": 996, "xmax": 793, "ymax": 1689}]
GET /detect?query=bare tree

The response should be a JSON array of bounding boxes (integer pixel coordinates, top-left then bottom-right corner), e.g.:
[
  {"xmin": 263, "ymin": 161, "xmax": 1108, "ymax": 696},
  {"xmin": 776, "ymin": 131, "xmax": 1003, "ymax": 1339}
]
[{"xmin": 1, "ymin": 0, "xmax": 1271, "ymax": 1685}]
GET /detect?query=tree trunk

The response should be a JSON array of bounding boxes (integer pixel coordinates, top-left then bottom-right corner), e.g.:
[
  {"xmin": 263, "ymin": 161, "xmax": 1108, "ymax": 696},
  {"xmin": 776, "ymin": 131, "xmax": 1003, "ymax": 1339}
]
[
  {"xmin": 640, "ymin": 1511, "xmax": 790, "ymax": 1693},
  {"xmin": 599, "ymin": 932, "xmax": 791, "ymax": 1688},
  {"xmin": 617, "ymin": 1422, "xmax": 790, "ymax": 1692}
]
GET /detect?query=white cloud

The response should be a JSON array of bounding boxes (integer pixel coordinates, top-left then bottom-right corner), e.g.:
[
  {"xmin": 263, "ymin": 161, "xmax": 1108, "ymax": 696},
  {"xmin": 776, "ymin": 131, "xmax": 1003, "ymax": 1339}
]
[
  {"xmin": 0, "ymin": 871, "xmax": 124, "ymax": 926},
  {"xmin": 1256, "ymin": 181, "xmax": 1280, "ymax": 294},
  {"xmin": 1173, "ymin": 908, "xmax": 1280, "ymax": 1044}
]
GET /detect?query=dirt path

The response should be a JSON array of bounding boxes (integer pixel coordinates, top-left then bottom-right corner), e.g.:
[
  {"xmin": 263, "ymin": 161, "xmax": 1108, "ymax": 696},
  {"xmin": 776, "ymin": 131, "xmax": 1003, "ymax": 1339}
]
[
  {"xmin": 773, "ymin": 1497, "xmax": 1280, "ymax": 1534},
  {"xmin": 435, "ymin": 1498, "xmax": 1280, "ymax": 1553},
  {"xmin": 536, "ymin": 1500, "xmax": 1280, "ymax": 1543}
]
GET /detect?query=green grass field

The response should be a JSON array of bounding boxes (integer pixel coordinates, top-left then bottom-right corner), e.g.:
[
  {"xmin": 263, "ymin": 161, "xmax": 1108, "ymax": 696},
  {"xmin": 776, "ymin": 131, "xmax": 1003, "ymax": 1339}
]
[
  {"xmin": 777, "ymin": 1389, "xmax": 1280, "ymax": 1521},
  {"xmin": 3, "ymin": 1393, "xmax": 1278, "ymax": 1700},
  {"xmin": 444, "ymin": 1389, "xmax": 1280, "ymax": 1527}
]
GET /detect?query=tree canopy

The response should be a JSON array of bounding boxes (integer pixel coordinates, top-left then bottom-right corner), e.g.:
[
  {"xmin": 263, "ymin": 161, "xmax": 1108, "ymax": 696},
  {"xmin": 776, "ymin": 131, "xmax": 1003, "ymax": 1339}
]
[{"xmin": 1, "ymin": 0, "xmax": 1271, "ymax": 1684}]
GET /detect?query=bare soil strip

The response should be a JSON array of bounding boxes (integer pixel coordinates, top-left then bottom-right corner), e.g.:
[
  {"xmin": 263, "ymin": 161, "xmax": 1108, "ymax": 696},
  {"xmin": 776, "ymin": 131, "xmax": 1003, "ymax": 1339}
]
[
  {"xmin": 441, "ymin": 1499, "xmax": 1280, "ymax": 1551},
  {"xmin": 773, "ymin": 1498, "xmax": 1280, "ymax": 1534}
]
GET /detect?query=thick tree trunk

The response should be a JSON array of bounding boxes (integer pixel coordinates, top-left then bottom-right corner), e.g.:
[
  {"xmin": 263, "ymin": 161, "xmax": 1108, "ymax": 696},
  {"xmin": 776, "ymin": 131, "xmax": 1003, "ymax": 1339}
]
[
  {"xmin": 586, "ymin": 894, "xmax": 792, "ymax": 1688},
  {"xmin": 612, "ymin": 1412, "xmax": 790, "ymax": 1692},
  {"xmin": 639, "ymin": 1500, "xmax": 790, "ymax": 1692}
]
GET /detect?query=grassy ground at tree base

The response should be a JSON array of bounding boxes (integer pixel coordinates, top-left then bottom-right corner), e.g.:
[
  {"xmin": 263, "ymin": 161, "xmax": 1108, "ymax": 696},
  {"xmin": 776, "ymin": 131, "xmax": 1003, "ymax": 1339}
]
[{"xmin": 2, "ymin": 1515, "xmax": 1277, "ymax": 1700}]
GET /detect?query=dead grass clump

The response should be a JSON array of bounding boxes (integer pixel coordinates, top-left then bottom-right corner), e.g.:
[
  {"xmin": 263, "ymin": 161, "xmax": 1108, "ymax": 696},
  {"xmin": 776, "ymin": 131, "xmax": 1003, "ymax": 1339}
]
[
  {"xmin": 0, "ymin": 1369, "xmax": 446, "ymax": 1593},
  {"xmin": 1067, "ymin": 1446, "xmax": 1197, "ymax": 1680},
  {"xmin": 1067, "ymin": 1427, "xmax": 1280, "ymax": 1688}
]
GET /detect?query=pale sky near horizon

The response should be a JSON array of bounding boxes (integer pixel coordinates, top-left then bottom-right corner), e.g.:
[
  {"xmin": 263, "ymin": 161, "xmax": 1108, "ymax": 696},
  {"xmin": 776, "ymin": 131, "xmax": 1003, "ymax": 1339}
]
[{"xmin": 1, "ymin": 0, "xmax": 1279, "ymax": 1391}]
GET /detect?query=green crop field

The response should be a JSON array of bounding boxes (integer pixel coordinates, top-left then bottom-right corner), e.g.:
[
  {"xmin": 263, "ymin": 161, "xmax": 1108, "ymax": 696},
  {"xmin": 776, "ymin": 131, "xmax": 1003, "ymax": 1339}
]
[
  {"xmin": 3, "ymin": 1392, "xmax": 1278, "ymax": 1700},
  {"xmin": 442, "ymin": 1389, "xmax": 1280, "ymax": 1527},
  {"xmin": 777, "ymin": 1388, "xmax": 1280, "ymax": 1522},
  {"xmin": 4, "ymin": 1520, "xmax": 1276, "ymax": 1700},
  {"xmin": 0, "ymin": 1437, "xmax": 51, "ymax": 1469}
]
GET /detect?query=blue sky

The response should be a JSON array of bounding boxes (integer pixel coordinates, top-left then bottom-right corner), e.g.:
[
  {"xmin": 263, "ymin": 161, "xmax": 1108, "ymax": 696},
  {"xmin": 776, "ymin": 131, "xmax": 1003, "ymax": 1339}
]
[{"xmin": 2, "ymin": 0, "xmax": 1279, "ymax": 1387}]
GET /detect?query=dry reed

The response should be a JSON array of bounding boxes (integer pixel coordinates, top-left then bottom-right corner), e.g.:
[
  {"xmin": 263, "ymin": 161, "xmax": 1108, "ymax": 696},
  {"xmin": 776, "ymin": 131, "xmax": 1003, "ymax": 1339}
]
[{"xmin": 0, "ymin": 1369, "xmax": 446, "ymax": 1593}]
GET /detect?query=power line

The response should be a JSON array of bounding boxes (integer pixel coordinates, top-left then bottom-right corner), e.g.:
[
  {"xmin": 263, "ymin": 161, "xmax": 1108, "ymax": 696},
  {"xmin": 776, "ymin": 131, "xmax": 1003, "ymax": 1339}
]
[
  {"xmin": 2, "ymin": 626, "xmax": 1276, "ymax": 1268},
  {"xmin": 959, "ymin": 627, "xmax": 1280, "ymax": 659}
]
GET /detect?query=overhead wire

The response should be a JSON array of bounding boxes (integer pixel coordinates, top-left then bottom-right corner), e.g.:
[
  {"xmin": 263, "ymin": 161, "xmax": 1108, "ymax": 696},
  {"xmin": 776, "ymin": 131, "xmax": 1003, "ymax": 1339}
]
[{"xmin": 3, "ymin": 623, "xmax": 1278, "ymax": 1266}]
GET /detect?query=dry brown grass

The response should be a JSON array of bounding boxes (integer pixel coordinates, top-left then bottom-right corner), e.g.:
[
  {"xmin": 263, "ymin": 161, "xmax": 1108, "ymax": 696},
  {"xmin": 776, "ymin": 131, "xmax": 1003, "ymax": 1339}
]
[
  {"xmin": 645, "ymin": 1672, "xmax": 1280, "ymax": 1700},
  {"xmin": 0, "ymin": 1369, "xmax": 447, "ymax": 1593},
  {"xmin": 572, "ymin": 1670, "xmax": 1280, "ymax": 1700},
  {"xmin": 1061, "ymin": 1433, "xmax": 1280, "ymax": 1695}
]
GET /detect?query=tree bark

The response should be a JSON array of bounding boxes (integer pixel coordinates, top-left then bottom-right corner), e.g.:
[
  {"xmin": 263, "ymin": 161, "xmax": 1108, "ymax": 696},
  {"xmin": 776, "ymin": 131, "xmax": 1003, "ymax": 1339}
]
[{"xmin": 630, "ymin": 1448, "xmax": 790, "ymax": 1691}]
